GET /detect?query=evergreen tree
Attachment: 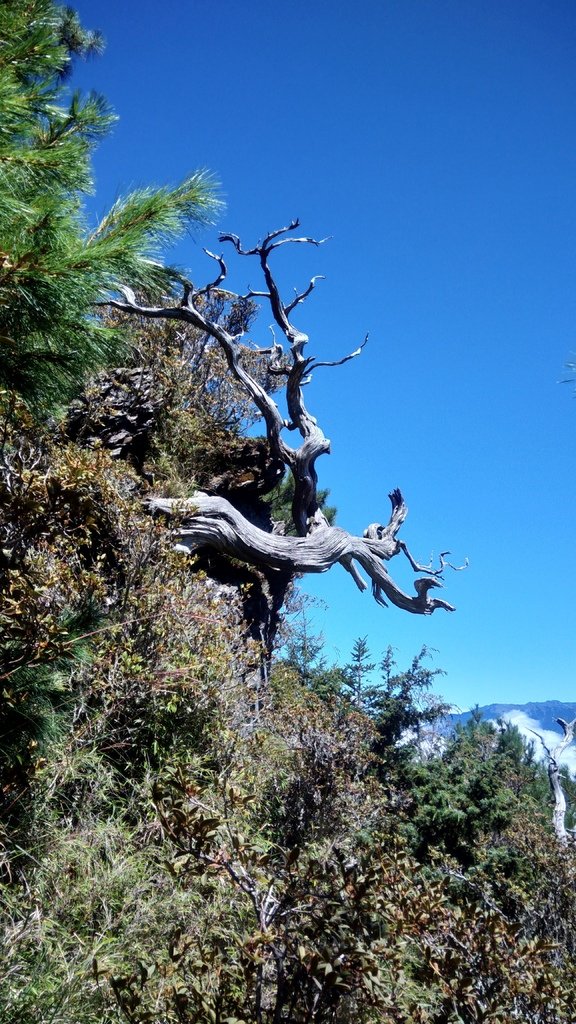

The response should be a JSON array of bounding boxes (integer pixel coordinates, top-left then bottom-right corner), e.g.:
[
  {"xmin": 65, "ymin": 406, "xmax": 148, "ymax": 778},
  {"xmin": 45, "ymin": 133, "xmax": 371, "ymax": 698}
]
[
  {"xmin": 278, "ymin": 604, "xmax": 346, "ymax": 698},
  {"xmin": 373, "ymin": 645, "xmax": 448, "ymax": 760},
  {"xmin": 343, "ymin": 635, "xmax": 377, "ymax": 709},
  {"xmin": 0, "ymin": 1, "xmax": 219, "ymax": 410}
]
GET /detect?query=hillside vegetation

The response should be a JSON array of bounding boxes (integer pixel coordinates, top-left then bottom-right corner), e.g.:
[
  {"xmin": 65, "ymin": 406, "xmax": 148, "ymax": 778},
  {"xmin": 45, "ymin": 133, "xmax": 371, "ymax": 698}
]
[{"xmin": 2, "ymin": 5, "xmax": 576, "ymax": 1022}]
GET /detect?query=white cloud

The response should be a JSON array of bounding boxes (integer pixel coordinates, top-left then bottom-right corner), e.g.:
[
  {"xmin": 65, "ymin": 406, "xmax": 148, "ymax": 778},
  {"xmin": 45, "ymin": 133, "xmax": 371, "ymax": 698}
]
[{"xmin": 494, "ymin": 711, "xmax": 576, "ymax": 774}]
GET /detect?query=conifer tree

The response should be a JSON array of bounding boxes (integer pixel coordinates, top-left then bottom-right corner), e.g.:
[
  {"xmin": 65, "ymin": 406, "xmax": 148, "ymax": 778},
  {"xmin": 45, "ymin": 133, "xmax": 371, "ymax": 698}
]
[
  {"xmin": 0, "ymin": 1, "xmax": 219, "ymax": 410},
  {"xmin": 343, "ymin": 635, "xmax": 377, "ymax": 709}
]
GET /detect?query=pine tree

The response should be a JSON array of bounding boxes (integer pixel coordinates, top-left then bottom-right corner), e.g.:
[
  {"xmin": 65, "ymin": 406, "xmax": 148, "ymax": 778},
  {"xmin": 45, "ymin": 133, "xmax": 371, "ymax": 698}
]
[{"xmin": 0, "ymin": 1, "xmax": 219, "ymax": 410}]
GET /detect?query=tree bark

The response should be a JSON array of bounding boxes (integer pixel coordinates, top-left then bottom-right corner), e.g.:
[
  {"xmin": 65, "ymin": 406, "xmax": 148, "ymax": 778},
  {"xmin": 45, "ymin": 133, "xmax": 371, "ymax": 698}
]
[{"xmin": 150, "ymin": 491, "xmax": 455, "ymax": 615}]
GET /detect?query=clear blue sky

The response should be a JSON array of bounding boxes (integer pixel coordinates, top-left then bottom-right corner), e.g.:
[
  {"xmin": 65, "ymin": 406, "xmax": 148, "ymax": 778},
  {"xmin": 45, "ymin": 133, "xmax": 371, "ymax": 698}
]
[{"xmin": 72, "ymin": 0, "xmax": 576, "ymax": 709}]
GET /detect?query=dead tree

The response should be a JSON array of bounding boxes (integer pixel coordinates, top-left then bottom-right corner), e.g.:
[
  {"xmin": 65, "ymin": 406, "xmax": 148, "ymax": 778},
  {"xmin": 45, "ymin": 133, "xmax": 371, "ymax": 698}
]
[
  {"xmin": 107, "ymin": 220, "xmax": 463, "ymax": 616},
  {"xmin": 533, "ymin": 719, "xmax": 576, "ymax": 844}
]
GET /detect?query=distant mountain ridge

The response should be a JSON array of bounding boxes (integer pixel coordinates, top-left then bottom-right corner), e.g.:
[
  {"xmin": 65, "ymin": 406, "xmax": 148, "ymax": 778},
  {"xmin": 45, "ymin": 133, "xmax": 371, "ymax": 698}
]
[{"xmin": 450, "ymin": 701, "xmax": 576, "ymax": 735}]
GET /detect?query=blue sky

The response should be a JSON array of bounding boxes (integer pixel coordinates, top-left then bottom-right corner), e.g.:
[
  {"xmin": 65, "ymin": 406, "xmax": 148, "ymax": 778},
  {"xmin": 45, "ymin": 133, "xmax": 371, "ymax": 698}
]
[{"xmin": 72, "ymin": 0, "xmax": 576, "ymax": 709}]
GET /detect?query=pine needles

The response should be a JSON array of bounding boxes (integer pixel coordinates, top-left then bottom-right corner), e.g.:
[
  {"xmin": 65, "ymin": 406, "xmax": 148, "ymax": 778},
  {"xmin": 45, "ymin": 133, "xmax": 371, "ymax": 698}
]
[{"xmin": 0, "ymin": 1, "xmax": 221, "ymax": 412}]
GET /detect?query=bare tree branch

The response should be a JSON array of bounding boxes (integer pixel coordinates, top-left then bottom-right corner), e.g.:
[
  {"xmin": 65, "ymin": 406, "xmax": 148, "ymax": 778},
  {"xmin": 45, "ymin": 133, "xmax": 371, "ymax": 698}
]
[
  {"xmin": 199, "ymin": 249, "xmax": 227, "ymax": 292},
  {"xmin": 285, "ymin": 275, "xmax": 325, "ymax": 315},
  {"xmin": 149, "ymin": 493, "xmax": 455, "ymax": 615},
  {"xmin": 106, "ymin": 223, "xmax": 461, "ymax": 616},
  {"xmin": 310, "ymin": 334, "xmax": 369, "ymax": 371}
]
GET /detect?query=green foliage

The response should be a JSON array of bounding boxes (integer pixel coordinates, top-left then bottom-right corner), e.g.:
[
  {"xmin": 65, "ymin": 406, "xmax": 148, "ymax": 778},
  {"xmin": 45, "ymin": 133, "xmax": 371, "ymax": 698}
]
[
  {"xmin": 3, "ymin": 366, "xmax": 576, "ymax": 1020},
  {"xmin": 3, "ymin": 566, "xmax": 576, "ymax": 1023},
  {"xmin": 371, "ymin": 646, "xmax": 449, "ymax": 768},
  {"xmin": 55, "ymin": 6, "xmax": 105, "ymax": 63},
  {"xmin": 0, "ymin": 395, "xmax": 125, "ymax": 795},
  {"xmin": 0, "ymin": 0, "xmax": 219, "ymax": 410},
  {"xmin": 268, "ymin": 475, "xmax": 337, "ymax": 535},
  {"xmin": 406, "ymin": 714, "xmax": 551, "ymax": 870},
  {"xmin": 0, "ymin": 605, "xmax": 97, "ymax": 788},
  {"xmin": 80, "ymin": 744, "xmax": 576, "ymax": 1024},
  {"xmin": 276, "ymin": 608, "xmax": 347, "ymax": 699},
  {"xmin": 2, "ymin": 7, "xmax": 576, "ymax": 1018},
  {"xmin": 342, "ymin": 636, "xmax": 377, "ymax": 708}
]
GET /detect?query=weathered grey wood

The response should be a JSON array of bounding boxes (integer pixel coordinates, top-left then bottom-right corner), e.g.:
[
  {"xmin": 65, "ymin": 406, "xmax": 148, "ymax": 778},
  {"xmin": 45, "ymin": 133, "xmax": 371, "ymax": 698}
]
[
  {"xmin": 531, "ymin": 718, "xmax": 576, "ymax": 843},
  {"xmin": 548, "ymin": 719, "xmax": 576, "ymax": 844},
  {"xmin": 108, "ymin": 221, "xmax": 462, "ymax": 616},
  {"xmin": 149, "ymin": 492, "xmax": 455, "ymax": 615}
]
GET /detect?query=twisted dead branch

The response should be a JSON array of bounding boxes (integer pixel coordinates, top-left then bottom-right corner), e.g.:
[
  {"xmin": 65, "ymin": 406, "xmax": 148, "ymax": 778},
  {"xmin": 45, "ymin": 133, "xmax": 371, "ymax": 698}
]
[{"xmin": 108, "ymin": 220, "xmax": 464, "ymax": 616}]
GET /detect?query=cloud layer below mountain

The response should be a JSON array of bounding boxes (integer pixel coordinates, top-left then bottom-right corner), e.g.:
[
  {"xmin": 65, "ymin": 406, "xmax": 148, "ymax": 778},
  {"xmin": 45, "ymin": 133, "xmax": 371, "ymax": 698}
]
[{"xmin": 496, "ymin": 711, "xmax": 576, "ymax": 773}]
